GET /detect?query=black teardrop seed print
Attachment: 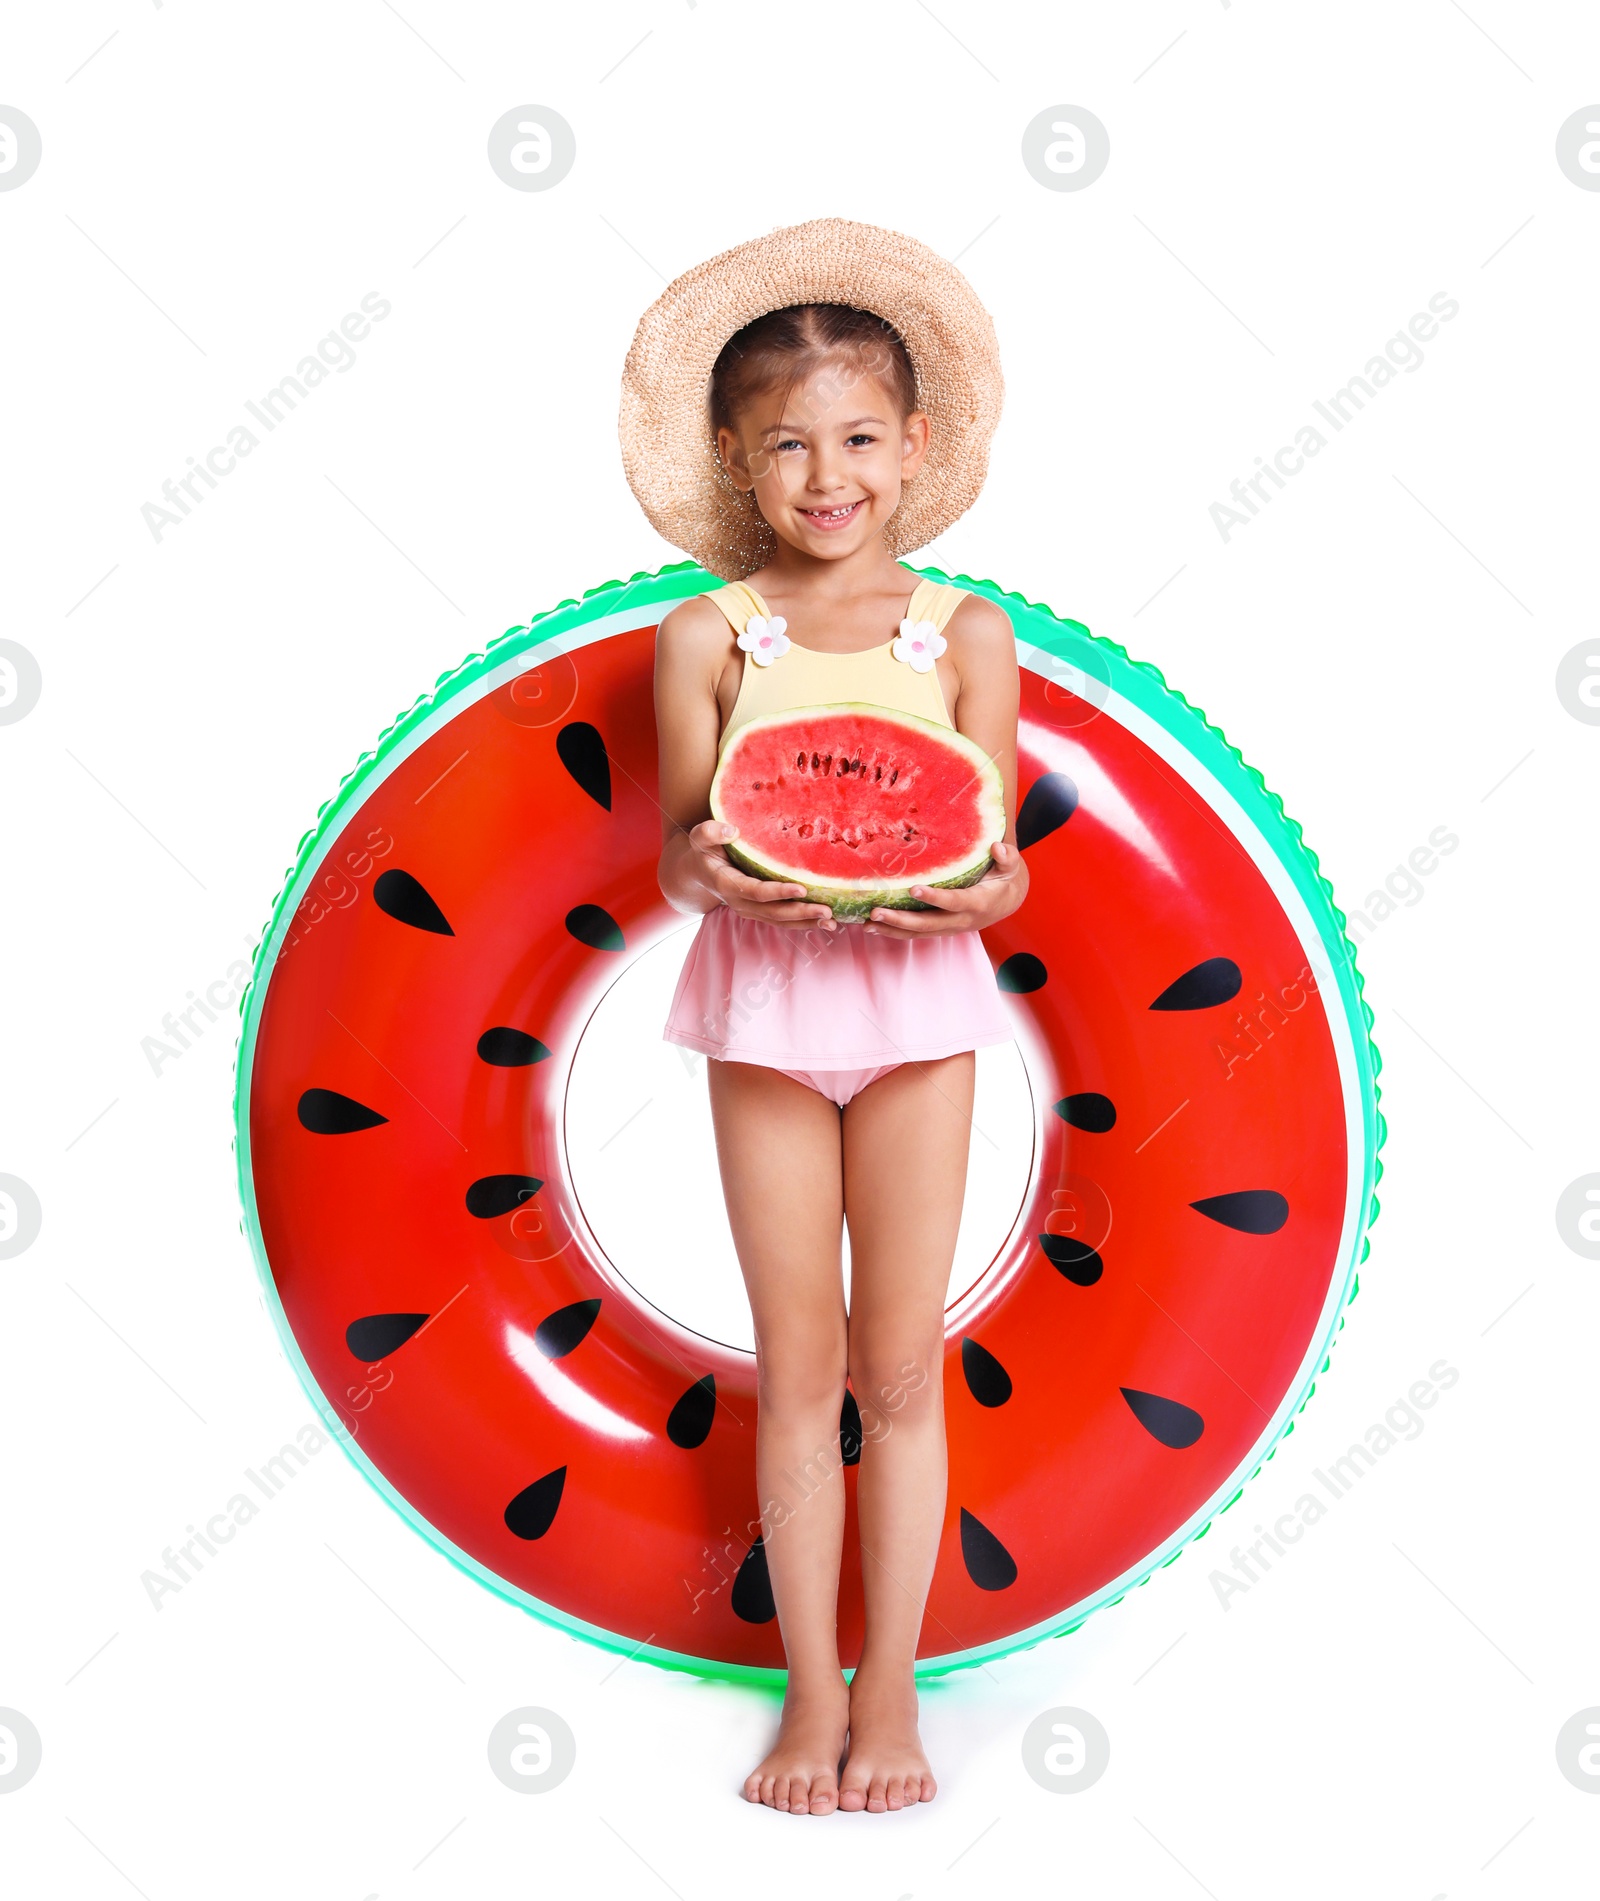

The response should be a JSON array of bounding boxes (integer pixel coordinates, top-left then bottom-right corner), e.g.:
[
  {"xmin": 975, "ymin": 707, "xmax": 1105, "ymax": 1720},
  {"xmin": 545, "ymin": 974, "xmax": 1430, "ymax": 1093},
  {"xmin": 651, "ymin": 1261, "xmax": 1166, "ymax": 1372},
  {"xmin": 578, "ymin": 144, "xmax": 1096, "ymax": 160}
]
[
  {"xmin": 504, "ymin": 1467, "xmax": 567, "ymax": 1540},
  {"xmin": 373, "ymin": 868, "xmax": 454, "ymax": 936},
  {"xmin": 1039, "ymin": 1233, "xmax": 1104, "ymax": 1286},
  {"xmin": 556, "ymin": 721, "xmax": 612, "ymax": 811},
  {"xmin": 666, "ymin": 1374, "xmax": 716, "ymax": 1449},
  {"xmin": 566, "ymin": 903, "xmax": 625, "ymax": 952},
  {"xmin": 839, "ymin": 1389, "xmax": 863, "ymax": 1466},
  {"xmin": 1149, "ymin": 957, "xmax": 1243, "ymax": 1011},
  {"xmin": 534, "ymin": 1296, "xmax": 601, "ymax": 1360},
  {"xmin": 996, "ymin": 953, "xmax": 1047, "ymax": 994},
  {"xmin": 476, "ymin": 1027, "xmax": 553, "ymax": 1067},
  {"xmin": 1191, "ymin": 1190, "xmax": 1289, "ymax": 1234},
  {"xmin": 959, "ymin": 1508, "xmax": 1018, "ymax": 1591},
  {"xmin": 464, "ymin": 1174, "xmax": 543, "ymax": 1218},
  {"xmin": 731, "ymin": 1537, "xmax": 777, "ymax": 1623},
  {"xmin": 1121, "ymin": 1387, "xmax": 1206, "ymax": 1449},
  {"xmin": 1054, "ymin": 1092, "xmax": 1117, "ymax": 1133},
  {"xmin": 345, "ymin": 1313, "xmax": 428, "ymax": 1360},
  {"xmin": 1016, "ymin": 772, "xmax": 1080, "ymax": 851},
  {"xmin": 960, "ymin": 1337, "xmax": 1013, "ymax": 1408},
  {"xmin": 297, "ymin": 1088, "xmax": 388, "ymax": 1134}
]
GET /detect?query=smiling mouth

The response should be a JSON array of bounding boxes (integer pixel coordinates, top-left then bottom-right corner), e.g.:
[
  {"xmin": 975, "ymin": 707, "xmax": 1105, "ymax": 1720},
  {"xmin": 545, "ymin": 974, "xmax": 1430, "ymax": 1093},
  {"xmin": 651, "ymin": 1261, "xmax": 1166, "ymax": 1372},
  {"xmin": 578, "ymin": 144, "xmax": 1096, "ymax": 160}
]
[{"xmin": 797, "ymin": 500, "xmax": 866, "ymax": 529}]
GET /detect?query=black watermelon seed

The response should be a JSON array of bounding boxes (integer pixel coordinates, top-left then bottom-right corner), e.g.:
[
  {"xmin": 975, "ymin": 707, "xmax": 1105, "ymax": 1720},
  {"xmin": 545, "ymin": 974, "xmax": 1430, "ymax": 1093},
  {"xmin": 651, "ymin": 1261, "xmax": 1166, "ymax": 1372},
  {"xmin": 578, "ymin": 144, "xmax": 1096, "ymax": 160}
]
[
  {"xmin": 839, "ymin": 1389, "xmax": 863, "ymax": 1466},
  {"xmin": 465, "ymin": 1174, "xmax": 543, "ymax": 1218},
  {"xmin": 1191, "ymin": 1190, "xmax": 1289, "ymax": 1235},
  {"xmin": 504, "ymin": 1467, "xmax": 566, "ymax": 1540},
  {"xmin": 666, "ymin": 1374, "xmax": 716, "ymax": 1449},
  {"xmin": 1150, "ymin": 956, "xmax": 1242, "ymax": 1012},
  {"xmin": 345, "ymin": 1313, "xmax": 428, "ymax": 1360},
  {"xmin": 1017, "ymin": 772, "xmax": 1079, "ymax": 850},
  {"xmin": 1054, "ymin": 1092, "xmax": 1117, "ymax": 1133},
  {"xmin": 297, "ymin": 1087, "xmax": 388, "ymax": 1134},
  {"xmin": 556, "ymin": 721, "xmax": 612, "ymax": 811},
  {"xmin": 1121, "ymin": 1387, "xmax": 1206, "ymax": 1449},
  {"xmin": 1040, "ymin": 1233, "xmax": 1103, "ymax": 1286},
  {"xmin": 534, "ymin": 1296, "xmax": 601, "ymax": 1360},
  {"xmin": 476, "ymin": 1027, "xmax": 553, "ymax": 1067},
  {"xmin": 996, "ymin": 953, "xmax": 1047, "ymax": 994},
  {"xmin": 732, "ymin": 1537, "xmax": 777, "ymax": 1624},
  {"xmin": 959, "ymin": 1508, "xmax": 1018, "ymax": 1591},
  {"xmin": 373, "ymin": 868, "xmax": 454, "ymax": 936},
  {"xmin": 566, "ymin": 903, "xmax": 625, "ymax": 952},
  {"xmin": 960, "ymin": 1337, "xmax": 1013, "ymax": 1408}
]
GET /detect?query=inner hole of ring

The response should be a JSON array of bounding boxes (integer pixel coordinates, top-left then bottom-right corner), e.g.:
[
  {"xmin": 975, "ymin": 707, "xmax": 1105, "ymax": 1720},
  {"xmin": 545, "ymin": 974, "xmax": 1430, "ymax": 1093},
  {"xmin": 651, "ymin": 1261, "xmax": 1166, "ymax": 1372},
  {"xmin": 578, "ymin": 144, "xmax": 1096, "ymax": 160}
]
[{"xmin": 562, "ymin": 926, "xmax": 1038, "ymax": 1356}]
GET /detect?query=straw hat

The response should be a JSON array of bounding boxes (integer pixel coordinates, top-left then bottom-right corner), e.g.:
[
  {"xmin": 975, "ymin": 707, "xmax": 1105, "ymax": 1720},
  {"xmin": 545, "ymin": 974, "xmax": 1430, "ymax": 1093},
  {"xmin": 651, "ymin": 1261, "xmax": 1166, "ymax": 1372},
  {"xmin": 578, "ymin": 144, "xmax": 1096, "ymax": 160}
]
[{"xmin": 619, "ymin": 217, "xmax": 1003, "ymax": 581}]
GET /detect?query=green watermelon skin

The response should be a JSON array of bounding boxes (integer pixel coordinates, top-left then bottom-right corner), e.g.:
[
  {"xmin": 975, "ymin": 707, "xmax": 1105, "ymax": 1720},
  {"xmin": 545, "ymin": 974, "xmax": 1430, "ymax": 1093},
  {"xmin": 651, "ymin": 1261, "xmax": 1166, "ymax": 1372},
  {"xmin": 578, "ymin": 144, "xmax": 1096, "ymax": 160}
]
[
  {"xmin": 723, "ymin": 838, "xmax": 993, "ymax": 920},
  {"xmin": 234, "ymin": 562, "xmax": 1381, "ymax": 1686},
  {"xmin": 710, "ymin": 701, "xmax": 1006, "ymax": 919}
]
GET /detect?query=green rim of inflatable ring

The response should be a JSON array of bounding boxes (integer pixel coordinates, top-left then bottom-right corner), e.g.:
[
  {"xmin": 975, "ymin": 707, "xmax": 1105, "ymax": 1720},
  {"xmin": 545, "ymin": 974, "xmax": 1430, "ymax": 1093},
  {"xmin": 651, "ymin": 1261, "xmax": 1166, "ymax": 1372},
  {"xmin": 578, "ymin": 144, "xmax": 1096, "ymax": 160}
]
[{"xmin": 231, "ymin": 561, "xmax": 1384, "ymax": 1686}]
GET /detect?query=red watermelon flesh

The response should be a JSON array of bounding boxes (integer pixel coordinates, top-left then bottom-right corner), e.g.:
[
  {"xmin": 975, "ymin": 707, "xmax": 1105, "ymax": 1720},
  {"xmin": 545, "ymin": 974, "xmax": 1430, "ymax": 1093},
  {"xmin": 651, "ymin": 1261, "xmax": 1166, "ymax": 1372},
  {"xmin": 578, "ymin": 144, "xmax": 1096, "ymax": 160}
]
[{"xmin": 708, "ymin": 702, "xmax": 1005, "ymax": 919}]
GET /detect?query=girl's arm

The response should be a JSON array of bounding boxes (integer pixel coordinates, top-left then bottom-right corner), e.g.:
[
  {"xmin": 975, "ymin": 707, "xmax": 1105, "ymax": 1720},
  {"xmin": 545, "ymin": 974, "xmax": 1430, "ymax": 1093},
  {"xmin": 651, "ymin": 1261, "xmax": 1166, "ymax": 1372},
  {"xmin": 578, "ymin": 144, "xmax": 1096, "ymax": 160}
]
[
  {"xmin": 654, "ymin": 597, "xmax": 838, "ymax": 929},
  {"xmin": 864, "ymin": 593, "xmax": 1030, "ymax": 937}
]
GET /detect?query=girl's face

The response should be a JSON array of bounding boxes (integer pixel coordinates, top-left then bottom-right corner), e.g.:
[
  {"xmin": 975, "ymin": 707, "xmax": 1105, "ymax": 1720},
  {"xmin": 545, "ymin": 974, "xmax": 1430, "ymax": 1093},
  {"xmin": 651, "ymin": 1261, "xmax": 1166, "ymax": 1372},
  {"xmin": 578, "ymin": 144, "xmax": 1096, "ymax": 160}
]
[{"xmin": 716, "ymin": 359, "xmax": 930, "ymax": 563}]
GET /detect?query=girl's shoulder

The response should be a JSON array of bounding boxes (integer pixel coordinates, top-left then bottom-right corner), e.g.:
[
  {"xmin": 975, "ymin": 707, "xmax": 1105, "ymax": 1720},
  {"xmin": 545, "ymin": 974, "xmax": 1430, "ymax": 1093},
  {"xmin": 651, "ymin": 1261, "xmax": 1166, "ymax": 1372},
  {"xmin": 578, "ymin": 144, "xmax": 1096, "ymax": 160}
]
[
  {"xmin": 656, "ymin": 589, "xmax": 739, "ymax": 644},
  {"xmin": 940, "ymin": 587, "xmax": 1014, "ymax": 648}
]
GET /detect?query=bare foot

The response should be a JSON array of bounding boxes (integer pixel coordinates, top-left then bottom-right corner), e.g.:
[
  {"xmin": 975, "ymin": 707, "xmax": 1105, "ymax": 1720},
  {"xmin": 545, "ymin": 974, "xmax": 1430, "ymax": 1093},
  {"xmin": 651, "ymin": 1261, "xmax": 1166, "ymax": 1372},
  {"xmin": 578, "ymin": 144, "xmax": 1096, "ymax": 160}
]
[
  {"xmin": 743, "ymin": 1677, "xmax": 850, "ymax": 1814},
  {"xmin": 839, "ymin": 1664, "xmax": 937, "ymax": 1812}
]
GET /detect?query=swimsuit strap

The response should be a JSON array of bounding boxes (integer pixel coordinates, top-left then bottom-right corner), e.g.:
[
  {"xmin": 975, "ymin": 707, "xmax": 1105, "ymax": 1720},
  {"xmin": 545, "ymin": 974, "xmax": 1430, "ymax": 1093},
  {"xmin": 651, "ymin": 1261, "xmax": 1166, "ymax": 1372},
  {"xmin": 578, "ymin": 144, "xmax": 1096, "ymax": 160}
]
[
  {"xmin": 904, "ymin": 577, "xmax": 968, "ymax": 632},
  {"xmin": 702, "ymin": 581, "xmax": 769, "ymax": 632}
]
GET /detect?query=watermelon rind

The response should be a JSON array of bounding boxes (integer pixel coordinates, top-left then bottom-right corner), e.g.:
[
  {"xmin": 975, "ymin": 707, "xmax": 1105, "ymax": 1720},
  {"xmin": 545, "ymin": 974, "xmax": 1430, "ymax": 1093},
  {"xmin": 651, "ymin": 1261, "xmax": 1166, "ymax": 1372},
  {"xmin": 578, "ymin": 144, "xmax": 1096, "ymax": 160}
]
[
  {"xmin": 232, "ymin": 558, "xmax": 1383, "ymax": 1689},
  {"xmin": 708, "ymin": 700, "xmax": 1007, "ymax": 920}
]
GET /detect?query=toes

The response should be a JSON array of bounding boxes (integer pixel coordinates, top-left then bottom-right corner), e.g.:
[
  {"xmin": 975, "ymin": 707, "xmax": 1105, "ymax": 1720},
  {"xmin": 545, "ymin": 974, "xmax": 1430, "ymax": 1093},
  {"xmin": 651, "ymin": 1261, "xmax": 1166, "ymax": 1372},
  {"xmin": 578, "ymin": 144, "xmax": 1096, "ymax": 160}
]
[
  {"xmin": 760, "ymin": 1772, "xmax": 778, "ymax": 1809},
  {"xmin": 772, "ymin": 1772, "xmax": 792, "ymax": 1813},
  {"xmin": 885, "ymin": 1774, "xmax": 906, "ymax": 1811},
  {"xmin": 784, "ymin": 1772, "xmax": 809, "ymax": 1815},
  {"xmin": 918, "ymin": 1771, "xmax": 937, "ymax": 1802},
  {"xmin": 810, "ymin": 1783, "xmax": 838, "ymax": 1814},
  {"xmin": 837, "ymin": 1776, "xmax": 866, "ymax": 1812},
  {"xmin": 867, "ymin": 1772, "xmax": 889, "ymax": 1812},
  {"xmin": 743, "ymin": 1773, "xmax": 762, "ymax": 1803}
]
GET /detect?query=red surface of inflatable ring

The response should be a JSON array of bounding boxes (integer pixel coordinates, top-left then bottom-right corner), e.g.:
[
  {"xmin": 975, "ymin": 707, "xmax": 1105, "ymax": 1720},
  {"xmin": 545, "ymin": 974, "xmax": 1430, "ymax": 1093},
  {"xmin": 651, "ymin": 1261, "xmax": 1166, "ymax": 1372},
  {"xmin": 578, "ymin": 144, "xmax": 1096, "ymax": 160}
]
[{"xmin": 233, "ymin": 564, "xmax": 1382, "ymax": 1683}]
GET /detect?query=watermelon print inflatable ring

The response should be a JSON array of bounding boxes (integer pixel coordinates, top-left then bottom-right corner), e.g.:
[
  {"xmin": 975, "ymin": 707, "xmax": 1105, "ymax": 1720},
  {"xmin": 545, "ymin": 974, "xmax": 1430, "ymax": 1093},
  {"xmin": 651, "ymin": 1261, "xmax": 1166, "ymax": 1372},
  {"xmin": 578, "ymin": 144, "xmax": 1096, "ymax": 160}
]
[{"xmin": 233, "ymin": 562, "xmax": 1382, "ymax": 1684}]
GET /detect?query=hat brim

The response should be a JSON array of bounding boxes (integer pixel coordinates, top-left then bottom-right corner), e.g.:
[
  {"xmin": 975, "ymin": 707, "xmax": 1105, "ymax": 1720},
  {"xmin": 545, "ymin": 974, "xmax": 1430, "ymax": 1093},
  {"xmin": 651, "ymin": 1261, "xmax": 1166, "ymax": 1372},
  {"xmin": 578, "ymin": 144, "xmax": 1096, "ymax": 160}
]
[{"xmin": 619, "ymin": 218, "xmax": 1003, "ymax": 581}]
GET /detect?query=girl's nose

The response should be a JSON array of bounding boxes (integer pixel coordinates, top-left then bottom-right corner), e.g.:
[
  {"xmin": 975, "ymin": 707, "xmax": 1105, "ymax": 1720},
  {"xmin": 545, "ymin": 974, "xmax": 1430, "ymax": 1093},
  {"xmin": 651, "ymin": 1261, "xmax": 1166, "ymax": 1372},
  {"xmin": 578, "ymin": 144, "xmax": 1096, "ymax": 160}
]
[{"xmin": 806, "ymin": 446, "xmax": 848, "ymax": 491}]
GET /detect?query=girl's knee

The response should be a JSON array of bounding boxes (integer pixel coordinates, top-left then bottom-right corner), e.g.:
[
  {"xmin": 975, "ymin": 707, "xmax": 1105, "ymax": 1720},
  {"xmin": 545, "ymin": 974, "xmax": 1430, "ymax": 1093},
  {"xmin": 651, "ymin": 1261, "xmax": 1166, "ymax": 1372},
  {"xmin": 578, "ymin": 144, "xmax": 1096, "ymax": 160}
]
[
  {"xmin": 755, "ymin": 1345, "xmax": 848, "ymax": 1423},
  {"xmin": 848, "ymin": 1342, "xmax": 942, "ymax": 1433}
]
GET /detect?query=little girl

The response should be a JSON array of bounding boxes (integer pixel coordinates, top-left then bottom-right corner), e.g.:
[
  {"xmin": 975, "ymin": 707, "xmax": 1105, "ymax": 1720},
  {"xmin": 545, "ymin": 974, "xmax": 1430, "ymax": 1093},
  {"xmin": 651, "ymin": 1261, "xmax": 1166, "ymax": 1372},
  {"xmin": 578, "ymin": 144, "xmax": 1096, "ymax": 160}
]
[{"xmin": 625, "ymin": 221, "xmax": 1027, "ymax": 1816}]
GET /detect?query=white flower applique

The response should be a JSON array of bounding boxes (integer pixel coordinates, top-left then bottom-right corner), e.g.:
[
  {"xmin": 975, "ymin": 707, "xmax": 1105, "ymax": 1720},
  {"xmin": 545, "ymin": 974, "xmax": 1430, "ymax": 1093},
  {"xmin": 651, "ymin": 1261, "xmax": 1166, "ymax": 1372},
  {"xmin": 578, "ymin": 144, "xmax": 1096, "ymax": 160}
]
[
  {"xmin": 892, "ymin": 618, "xmax": 947, "ymax": 674},
  {"xmin": 737, "ymin": 615, "xmax": 790, "ymax": 666}
]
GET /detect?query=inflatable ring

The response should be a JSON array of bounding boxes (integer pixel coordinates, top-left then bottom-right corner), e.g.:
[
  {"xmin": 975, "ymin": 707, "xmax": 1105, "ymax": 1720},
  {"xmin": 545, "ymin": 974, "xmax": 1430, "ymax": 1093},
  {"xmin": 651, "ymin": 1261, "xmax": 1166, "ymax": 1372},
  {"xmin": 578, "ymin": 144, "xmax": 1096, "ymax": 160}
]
[{"xmin": 233, "ymin": 564, "xmax": 1381, "ymax": 1683}]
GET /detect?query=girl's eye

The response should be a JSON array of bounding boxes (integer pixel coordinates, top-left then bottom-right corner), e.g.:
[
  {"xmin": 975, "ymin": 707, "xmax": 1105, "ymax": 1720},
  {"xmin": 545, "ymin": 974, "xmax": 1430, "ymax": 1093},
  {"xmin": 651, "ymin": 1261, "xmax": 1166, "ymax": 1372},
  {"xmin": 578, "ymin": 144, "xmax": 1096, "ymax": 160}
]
[
  {"xmin": 846, "ymin": 433, "xmax": 876, "ymax": 447},
  {"xmin": 775, "ymin": 437, "xmax": 804, "ymax": 452}
]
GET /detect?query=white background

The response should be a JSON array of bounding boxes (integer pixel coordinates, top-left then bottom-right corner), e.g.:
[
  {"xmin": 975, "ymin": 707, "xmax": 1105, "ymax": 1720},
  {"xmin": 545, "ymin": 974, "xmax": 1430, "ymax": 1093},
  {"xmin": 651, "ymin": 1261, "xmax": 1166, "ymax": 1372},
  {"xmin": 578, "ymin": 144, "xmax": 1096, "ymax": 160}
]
[{"xmin": 3, "ymin": 3, "xmax": 1597, "ymax": 1895}]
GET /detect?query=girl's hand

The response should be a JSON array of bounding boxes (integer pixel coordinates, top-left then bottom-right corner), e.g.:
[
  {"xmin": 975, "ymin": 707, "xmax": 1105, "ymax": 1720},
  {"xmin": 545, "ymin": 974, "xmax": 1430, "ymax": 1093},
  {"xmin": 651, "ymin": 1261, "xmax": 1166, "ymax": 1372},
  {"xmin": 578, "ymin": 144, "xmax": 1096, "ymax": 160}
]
[
  {"xmin": 861, "ymin": 841, "xmax": 1028, "ymax": 938},
  {"xmin": 687, "ymin": 820, "xmax": 838, "ymax": 931}
]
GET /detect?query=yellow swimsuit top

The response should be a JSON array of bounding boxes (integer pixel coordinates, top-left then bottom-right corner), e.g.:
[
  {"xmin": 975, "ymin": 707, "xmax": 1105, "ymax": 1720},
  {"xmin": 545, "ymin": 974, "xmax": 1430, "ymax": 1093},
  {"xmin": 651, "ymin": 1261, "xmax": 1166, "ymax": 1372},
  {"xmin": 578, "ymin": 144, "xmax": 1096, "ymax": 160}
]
[{"xmin": 706, "ymin": 572, "xmax": 969, "ymax": 757}]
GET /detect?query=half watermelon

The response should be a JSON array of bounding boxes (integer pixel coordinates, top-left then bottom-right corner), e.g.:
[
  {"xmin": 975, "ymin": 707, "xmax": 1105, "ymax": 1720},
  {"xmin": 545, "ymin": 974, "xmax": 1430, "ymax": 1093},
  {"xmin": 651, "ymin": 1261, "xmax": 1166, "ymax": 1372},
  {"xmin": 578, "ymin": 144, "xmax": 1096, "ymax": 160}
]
[{"xmin": 708, "ymin": 702, "xmax": 1006, "ymax": 919}]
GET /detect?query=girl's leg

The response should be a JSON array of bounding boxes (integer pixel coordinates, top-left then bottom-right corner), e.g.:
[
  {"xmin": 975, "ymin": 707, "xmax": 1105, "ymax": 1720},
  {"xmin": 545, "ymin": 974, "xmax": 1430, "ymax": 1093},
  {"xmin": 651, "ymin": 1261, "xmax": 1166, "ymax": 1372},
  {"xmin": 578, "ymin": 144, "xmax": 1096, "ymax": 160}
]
[
  {"xmin": 707, "ymin": 1057, "xmax": 852, "ymax": 1816},
  {"xmin": 838, "ymin": 1050, "xmax": 975, "ymax": 1812}
]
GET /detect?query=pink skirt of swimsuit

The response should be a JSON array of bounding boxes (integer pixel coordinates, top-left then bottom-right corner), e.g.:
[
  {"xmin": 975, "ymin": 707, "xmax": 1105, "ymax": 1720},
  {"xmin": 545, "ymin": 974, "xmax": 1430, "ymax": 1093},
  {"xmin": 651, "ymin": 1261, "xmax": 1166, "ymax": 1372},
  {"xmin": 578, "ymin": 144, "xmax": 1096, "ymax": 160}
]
[{"xmin": 661, "ymin": 905, "xmax": 1015, "ymax": 1074}]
